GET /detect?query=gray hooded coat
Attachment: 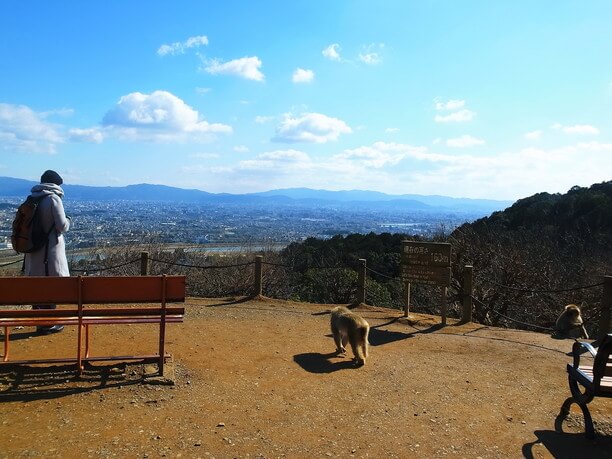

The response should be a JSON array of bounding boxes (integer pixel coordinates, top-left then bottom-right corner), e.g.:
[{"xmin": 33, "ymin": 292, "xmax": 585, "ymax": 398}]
[{"xmin": 24, "ymin": 183, "xmax": 71, "ymax": 277}]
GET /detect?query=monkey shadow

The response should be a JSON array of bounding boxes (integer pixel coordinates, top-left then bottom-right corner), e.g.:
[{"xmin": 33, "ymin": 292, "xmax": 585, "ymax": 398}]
[
  {"xmin": 293, "ymin": 352, "xmax": 359, "ymax": 373},
  {"xmin": 368, "ymin": 328, "xmax": 414, "ymax": 347},
  {"xmin": 522, "ymin": 429, "xmax": 612, "ymax": 458}
]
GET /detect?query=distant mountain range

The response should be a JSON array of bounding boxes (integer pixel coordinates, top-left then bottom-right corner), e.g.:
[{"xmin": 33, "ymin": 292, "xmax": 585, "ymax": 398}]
[{"xmin": 0, "ymin": 176, "xmax": 514, "ymax": 214}]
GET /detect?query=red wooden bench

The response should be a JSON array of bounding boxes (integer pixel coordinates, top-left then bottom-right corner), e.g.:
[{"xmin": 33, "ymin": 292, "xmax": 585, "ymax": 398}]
[
  {"xmin": 558, "ymin": 334, "xmax": 612, "ymax": 438},
  {"xmin": 0, "ymin": 275, "xmax": 185, "ymax": 376}
]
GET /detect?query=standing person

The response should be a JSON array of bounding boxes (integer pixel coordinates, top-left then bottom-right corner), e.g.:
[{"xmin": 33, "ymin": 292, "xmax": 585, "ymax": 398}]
[{"xmin": 24, "ymin": 170, "xmax": 71, "ymax": 334}]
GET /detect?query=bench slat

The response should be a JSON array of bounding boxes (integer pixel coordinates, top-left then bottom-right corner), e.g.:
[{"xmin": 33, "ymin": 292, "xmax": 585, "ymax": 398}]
[
  {"xmin": 0, "ymin": 276, "xmax": 186, "ymax": 305},
  {"xmin": 0, "ymin": 307, "xmax": 185, "ymax": 318},
  {"xmin": 0, "ymin": 317, "xmax": 184, "ymax": 327}
]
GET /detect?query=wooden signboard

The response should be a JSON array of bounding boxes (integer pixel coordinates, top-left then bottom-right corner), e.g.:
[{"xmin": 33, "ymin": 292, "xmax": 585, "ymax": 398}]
[
  {"xmin": 401, "ymin": 240, "xmax": 452, "ymax": 324},
  {"xmin": 401, "ymin": 241, "xmax": 451, "ymax": 287}
]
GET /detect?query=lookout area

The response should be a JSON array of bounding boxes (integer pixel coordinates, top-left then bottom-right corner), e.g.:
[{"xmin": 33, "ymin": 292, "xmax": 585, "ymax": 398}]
[{"xmin": 0, "ymin": 297, "xmax": 610, "ymax": 458}]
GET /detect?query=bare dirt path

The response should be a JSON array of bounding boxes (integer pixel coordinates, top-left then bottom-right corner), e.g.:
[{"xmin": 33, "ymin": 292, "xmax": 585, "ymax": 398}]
[{"xmin": 0, "ymin": 297, "xmax": 610, "ymax": 458}]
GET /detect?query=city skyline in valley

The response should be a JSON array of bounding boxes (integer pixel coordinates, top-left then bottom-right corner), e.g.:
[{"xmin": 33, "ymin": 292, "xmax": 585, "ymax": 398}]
[{"xmin": 1, "ymin": 1, "xmax": 611, "ymax": 200}]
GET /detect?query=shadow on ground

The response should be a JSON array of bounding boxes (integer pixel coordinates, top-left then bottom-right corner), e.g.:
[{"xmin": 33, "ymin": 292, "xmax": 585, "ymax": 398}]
[
  {"xmin": 368, "ymin": 327, "xmax": 413, "ymax": 346},
  {"xmin": 522, "ymin": 429, "xmax": 612, "ymax": 458},
  {"xmin": 293, "ymin": 352, "xmax": 360, "ymax": 373},
  {"xmin": 0, "ymin": 362, "xmax": 143, "ymax": 402},
  {"xmin": 1, "ymin": 329, "xmax": 39, "ymax": 341}
]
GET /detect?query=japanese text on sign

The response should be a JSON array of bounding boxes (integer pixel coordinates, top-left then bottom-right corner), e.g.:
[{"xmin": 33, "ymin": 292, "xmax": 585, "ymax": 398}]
[{"xmin": 401, "ymin": 241, "xmax": 451, "ymax": 286}]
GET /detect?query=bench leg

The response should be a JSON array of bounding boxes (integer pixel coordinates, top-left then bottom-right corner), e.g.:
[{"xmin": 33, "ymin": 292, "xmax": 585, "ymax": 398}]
[
  {"xmin": 84, "ymin": 324, "xmax": 90, "ymax": 358},
  {"xmin": 77, "ymin": 324, "xmax": 83, "ymax": 375},
  {"xmin": 558, "ymin": 374, "xmax": 597, "ymax": 439},
  {"xmin": 2, "ymin": 326, "xmax": 9, "ymax": 362},
  {"xmin": 558, "ymin": 396, "xmax": 595, "ymax": 439}
]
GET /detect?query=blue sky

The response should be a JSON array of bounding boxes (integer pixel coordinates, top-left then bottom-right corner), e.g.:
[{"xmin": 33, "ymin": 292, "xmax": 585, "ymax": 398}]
[{"xmin": 1, "ymin": 1, "xmax": 611, "ymax": 200}]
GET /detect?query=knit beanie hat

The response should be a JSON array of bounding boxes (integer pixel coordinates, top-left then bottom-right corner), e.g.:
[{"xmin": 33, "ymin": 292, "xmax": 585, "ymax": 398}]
[{"xmin": 40, "ymin": 170, "xmax": 63, "ymax": 185}]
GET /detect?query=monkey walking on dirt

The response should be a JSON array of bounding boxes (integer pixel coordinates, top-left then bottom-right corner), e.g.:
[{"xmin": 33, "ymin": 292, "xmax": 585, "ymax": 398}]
[{"xmin": 330, "ymin": 306, "xmax": 370, "ymax": 366}]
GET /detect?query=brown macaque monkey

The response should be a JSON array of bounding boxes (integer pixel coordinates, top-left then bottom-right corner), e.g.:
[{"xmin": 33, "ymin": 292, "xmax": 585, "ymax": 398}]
[
  {"xmin": 555, "ymin": 304, "xmax": 589, "ymax": 339},
  {"xmin": 330, "ymin": 306, "xmax": 370, "ymax": 366}
]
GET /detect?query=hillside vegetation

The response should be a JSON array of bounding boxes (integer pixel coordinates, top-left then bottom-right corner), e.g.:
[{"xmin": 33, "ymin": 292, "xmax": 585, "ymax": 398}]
[
  {"xmin": 449, "ymin": 181, "xmax": 611, "ymax": 330},
  {"xmin": 278, "ymin": 181, "xmax": 612, "ymax": 332}
]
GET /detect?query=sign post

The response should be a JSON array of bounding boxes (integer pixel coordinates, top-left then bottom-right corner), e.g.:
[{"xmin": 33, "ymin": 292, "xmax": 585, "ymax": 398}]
[{"xmin": 401, "ymin": 241, "xmax": 452, "ymax": 324}]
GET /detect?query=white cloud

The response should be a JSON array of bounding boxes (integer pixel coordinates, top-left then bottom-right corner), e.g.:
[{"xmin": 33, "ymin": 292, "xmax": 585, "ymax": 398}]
[
  {"xmin": 0, "ymin": 103, "xmax": 64, "ymax": 154},
  {"xmin": 446, "ymin": 135, "xmax": 485, "ymax": 148},
  {"xmin": 158, "ymin": 35, "xmax": 208, "ymax": 56},
  {"xmin": 195, "ymin": 87, "xmax": 212, "ymax": 95},
  {"xmin": 558, "ymin": 124, "xmax": 599, "ymax": 135},
  {"xmin": 327, "ymin": 142, "xmax": 456, "ymax": 174},
  {"xmin": 237, "ymin": 149, "xmax": 312, "ymax": 172},
  {"xmin": 434, "ymin": 99, "xmax": 465, "ymax": 111},
  {"xmin": 292, "ymin": 68, "xmax": 314, "ymax": 83},
  {"xmin": 203, "ymin": 56, "xmax": 264, "ymax": 81},
  {"xmin": 359, "ymin": 53, "xmax": 381, "ymax": 65},
  {"xmin": 334, "ymin": 142, "xmax": 426, "ymax": 168},
  {"xmin": 259, "ymin": 149, "xmax": 310, "ymax": 162},
  {"xmin": 40, "ymin": 108, "xmax": 75, "ymax": 118},
  {"xmin": 385, "ymin": 128, "xmax": 400, "ymax": 134},
  {"xmin": 359, "ymin": 43, "xmax": 384, "ymax": 65},
  {"xmin": 434, "ymin": 109, "xmax": 476, "ymax": 123},
  {"xmin": 322, "ymin": 43, "xmax": 341, "ymax": 61},
  {"xmin": 272, "ymin": 112, "xmax": 352, "ymax": 143},
  {"xmin": 524, "ymin": 130, "xmax": 543, "ymax": 140},
  {"xmin": 178, "ymin": 140, "xmax": 612, "ymax": 199},
  {"xmin": 233, "ymin": 145, "xmax": 250, "ymax": 153},
  {"xmin": 433, "ymin": 99, "xmax": 474, "ymax": 123},
  {"xmin": 102, "ymin": 90, "xmax": 232, "ymax": 141},
  {"xmin": 68, "ymin": 128, "xmax": 104, "ymax": 143},
  {"xmin": 190, "ymin": 152, "xmax": 220, "ymax": 159},
  {"xmin": 254, "ymin": 115, "xmax": 274, "ymax": 124}
]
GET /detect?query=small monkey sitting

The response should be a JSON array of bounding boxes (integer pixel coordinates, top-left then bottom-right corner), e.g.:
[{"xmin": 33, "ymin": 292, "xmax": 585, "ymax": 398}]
[
  {"xmin": 330, "ymin": 306, "xmax": 370, "ymax": 366},
  {"xmin": 555, "ymin": 304, "xmax": 589, "ymax": 339}
]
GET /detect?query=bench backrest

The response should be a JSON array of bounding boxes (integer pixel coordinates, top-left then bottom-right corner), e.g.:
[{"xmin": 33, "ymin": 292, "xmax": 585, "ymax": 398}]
[
  {"xmin": 594, "ymin": 334, "xmax": 612, "ymax": 382},
  {"xmin": 0, "ymin": 276, "xmax": 185, "ymax": 305}
]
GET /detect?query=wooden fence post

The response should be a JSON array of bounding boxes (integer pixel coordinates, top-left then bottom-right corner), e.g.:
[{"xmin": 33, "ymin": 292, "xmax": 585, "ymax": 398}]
[
  {"xmin": 404, "ymin": 282, "xmax": 411, "ymax": 317},
  {"xmin": 461, "ymin": 265, "xmax": 473, "ymax": 323},
  {"xmin": 140, "ymin": 251, "xmax": 149, "ymax": 275},
  {"xmin": 254, "ymin": 255, "xmax": 263, "ymax": 297},
  {"xmin": 357, "ymin": 259, "xmax": 366, "ymax": 305},
  {"xmin": 599, "ymin": 275, "xmax": 612, "ymax": 338},
  {"xmin": 441, "ymin": 286, "xmax": 447, "ymax": 326}
]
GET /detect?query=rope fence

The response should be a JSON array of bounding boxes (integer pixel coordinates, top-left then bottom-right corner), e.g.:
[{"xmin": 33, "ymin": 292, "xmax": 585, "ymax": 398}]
[
  {"xmin": 477, "ymin": 277, "xmax": 605, "ymax": 294},
  {"xmin": 70, "ymin": 257, "xmax": 141, "ymax": 273},
  {"xmin": 0, "ymin": 258, "xmax": 22, "ymax": 268},
  {"xmin": 366, "ymin": 266, "xmax": 396, "ymax": 281},
  {"xmin": 3, "ymin": 248, "xmax": 610, "ymax": 338},
  {"xmin": 261, "ymin": 261, "xmax": 292, "ymax": 269},
  {"xmin": 470, "ymin": 295, "xmax": 554, "ymax": 332},
  {"xmin": 149, "ymin": 257, "xmax": 254, "ymax": 270}
]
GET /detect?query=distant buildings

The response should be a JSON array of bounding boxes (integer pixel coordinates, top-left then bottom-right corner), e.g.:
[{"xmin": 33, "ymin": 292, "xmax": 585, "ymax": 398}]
[{"xmin": 0, "ymin": 197, "xmax": 477, "ymax": 254}]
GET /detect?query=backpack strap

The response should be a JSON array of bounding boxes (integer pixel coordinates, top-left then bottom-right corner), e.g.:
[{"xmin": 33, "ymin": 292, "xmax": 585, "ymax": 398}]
[
  {"xmin": 43, "ymin": 226, "xmax": 53, "ymax": 277},
  {"xmin": 39, "ymin": 195, "xmax": 55, "ymax": 277}
]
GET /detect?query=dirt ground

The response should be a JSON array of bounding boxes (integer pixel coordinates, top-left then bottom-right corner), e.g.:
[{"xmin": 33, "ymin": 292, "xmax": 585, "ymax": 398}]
[{"xmin": 0, "ymin": 297, "xmax": 610, "ymax": 458}]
